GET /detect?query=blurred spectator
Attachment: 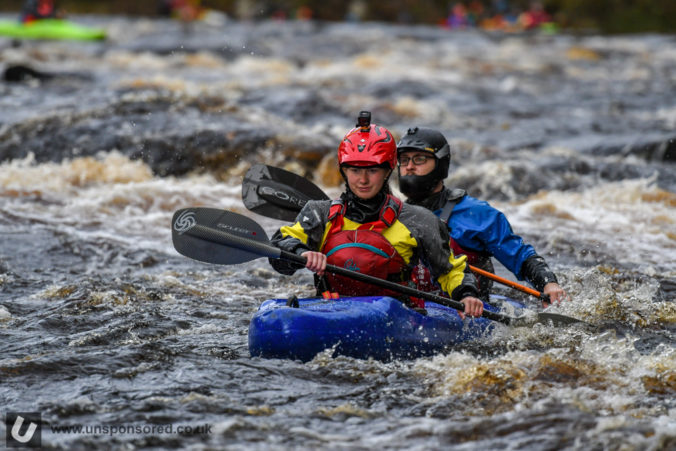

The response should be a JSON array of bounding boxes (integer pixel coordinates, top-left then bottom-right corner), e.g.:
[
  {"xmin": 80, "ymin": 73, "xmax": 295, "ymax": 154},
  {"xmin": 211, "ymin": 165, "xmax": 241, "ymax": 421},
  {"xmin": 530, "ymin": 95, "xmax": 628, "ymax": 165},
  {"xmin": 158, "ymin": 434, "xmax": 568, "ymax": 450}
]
[
  {"xmin": 442, "ymin": 0, "xmax": 553, "ymax": 33},
  {"xmin": 158, "ymin": 0, "xmax": 202, "ymax": 22},
  {"xmin": 20, "ymin": 0, "xmax": 58, "ymax": 23},
  {"xmin": 296, "ymin": 6, "xmax": 313, "ymax": 21},
  {"xmin": 346, "ymin": 0, "xmax": 367, "ymax": 23},
  {"xmin": 518, "ymin": 1, "xmax": 551, "ymax": 29},
  {"xmin": 446, "ymin": 3, "xmax": 468, "ymax": 28},
  {"xmin": 466, "ymin": 0, "xmax": 485, "ymax": 26}
]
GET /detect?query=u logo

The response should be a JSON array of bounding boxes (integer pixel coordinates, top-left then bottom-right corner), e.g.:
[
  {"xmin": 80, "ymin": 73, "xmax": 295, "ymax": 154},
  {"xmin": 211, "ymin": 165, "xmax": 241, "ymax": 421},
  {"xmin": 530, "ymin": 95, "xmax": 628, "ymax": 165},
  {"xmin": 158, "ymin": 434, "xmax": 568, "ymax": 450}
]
[{"xmin": 5, "ymin": 412, "xmax": 42, "ymax": 448}]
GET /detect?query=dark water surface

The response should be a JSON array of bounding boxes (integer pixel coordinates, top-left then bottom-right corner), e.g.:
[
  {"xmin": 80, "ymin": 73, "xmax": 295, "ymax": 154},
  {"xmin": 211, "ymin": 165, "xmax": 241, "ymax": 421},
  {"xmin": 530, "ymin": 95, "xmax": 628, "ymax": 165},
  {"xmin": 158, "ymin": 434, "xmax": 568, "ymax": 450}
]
[{"xmin": 1, "ymin": 15, "xmax": 675, "ymax": 450}]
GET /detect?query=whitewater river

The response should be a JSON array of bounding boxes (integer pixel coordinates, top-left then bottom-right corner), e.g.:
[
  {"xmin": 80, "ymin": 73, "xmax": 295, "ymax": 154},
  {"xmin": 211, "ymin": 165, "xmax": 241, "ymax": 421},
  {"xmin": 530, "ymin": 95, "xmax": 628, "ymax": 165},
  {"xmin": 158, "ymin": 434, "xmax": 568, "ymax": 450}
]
[{"xmin": 1, "ymin": 15, "xmax": 675, "ymax": 449}]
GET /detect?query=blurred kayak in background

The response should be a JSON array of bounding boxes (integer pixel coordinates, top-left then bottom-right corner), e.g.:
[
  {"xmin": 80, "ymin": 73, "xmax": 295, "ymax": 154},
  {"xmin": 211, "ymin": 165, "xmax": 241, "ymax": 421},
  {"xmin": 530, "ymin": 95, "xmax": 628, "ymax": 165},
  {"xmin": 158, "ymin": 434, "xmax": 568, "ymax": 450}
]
[{"xmin": 0, "ymin": 18, "xmax": 105, "ymax": 40}]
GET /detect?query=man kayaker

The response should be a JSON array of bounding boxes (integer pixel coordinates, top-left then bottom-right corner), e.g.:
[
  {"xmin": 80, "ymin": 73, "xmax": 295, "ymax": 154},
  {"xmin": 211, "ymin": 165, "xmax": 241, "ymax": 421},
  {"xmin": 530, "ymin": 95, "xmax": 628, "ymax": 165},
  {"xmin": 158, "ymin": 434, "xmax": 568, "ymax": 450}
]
[
  {"xmin": 20, "ymin": 0, "xmax": 58, "ymax": 23},
  {"xmin": 269, "ymin": 112, "xmax": 484, "ymax": 318},
  {"xmin": 396, "ymin": 126, "xmax": 569, "ymax": 306}
]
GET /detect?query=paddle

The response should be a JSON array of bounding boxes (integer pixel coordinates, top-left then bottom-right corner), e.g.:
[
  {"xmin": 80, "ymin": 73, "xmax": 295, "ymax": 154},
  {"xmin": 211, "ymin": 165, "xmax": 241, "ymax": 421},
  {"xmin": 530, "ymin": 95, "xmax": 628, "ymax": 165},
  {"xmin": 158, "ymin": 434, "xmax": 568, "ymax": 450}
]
[
  {"xmin": 469, "ymin": 265, "xmax": 551, "ymax": 305},
  {"xmin": 242, "ymin": 164, "xmax": 329, "ymax": 222},
  {"xmin": 242, "ymin": 164, "xmax": 553, "ymax": 304},
  {"xmin": 171, "ymin": 207, "xmax": 582, "ymax": 327}
]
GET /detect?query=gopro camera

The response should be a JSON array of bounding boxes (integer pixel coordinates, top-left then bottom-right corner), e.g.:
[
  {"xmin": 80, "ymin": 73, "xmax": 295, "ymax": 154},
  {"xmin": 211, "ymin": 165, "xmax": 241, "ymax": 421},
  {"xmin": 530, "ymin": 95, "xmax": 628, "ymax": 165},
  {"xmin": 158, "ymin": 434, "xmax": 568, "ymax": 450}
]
[{"xmin": 356, "ymin": 111, "xmax": 371, "ymax": 128}]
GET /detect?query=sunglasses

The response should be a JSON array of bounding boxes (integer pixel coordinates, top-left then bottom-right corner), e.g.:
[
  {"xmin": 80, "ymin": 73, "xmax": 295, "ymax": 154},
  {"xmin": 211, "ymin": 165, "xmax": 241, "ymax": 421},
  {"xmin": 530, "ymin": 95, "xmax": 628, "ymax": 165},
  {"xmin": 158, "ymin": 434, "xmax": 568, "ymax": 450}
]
[{"xmin": 398, "ymin": 155, "xmax": 432, "ymax": 166}]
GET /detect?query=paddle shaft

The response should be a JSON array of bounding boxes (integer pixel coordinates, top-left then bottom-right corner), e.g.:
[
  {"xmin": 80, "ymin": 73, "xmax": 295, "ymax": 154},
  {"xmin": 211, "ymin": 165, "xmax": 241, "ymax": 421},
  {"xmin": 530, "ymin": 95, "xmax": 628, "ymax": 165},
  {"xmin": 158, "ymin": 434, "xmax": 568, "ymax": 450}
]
[
  {"xmin": 469, "ymin": 265, "xmax": 550, "ymax": 304},
  {"xmin": 185, "ymin": 223, "xmax": 513, "ymax": 325}
]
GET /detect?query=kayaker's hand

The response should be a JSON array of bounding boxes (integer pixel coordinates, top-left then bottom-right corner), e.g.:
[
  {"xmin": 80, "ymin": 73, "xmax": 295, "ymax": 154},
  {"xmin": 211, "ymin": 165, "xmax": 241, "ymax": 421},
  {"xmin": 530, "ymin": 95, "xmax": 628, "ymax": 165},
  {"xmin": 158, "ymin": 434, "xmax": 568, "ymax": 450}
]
[
  {"xmin": 542, "ymin": 282, "xmax": 569, "ymax": 308},
  {"xmin": 301, "ymin": 251, "xmax": 326, "ymax": 276},
  {"xmin": 459, "ymin": 296, "xmax": 483, "ymax": 319}
]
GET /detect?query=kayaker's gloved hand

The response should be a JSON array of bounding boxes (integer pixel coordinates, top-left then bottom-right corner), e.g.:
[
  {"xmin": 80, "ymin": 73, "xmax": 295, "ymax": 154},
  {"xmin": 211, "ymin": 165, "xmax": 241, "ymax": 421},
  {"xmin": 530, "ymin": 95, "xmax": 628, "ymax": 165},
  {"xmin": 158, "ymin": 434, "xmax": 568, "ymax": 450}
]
[
  {"xmin": 301, "ymin": 251, "xmax": 326, "ymax": 277},
  {"xmin": 459, "ymin": 296, "xmax": 483, "ymax": 319}
]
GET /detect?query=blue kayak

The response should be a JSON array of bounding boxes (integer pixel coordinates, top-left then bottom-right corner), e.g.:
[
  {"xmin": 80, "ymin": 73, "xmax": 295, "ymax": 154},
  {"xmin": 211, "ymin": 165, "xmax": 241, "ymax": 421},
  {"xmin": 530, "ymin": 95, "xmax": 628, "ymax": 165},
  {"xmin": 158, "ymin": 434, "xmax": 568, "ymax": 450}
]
[{"xmin": 249, "ymin": 295, "xmax": 524, "ymax": 361}]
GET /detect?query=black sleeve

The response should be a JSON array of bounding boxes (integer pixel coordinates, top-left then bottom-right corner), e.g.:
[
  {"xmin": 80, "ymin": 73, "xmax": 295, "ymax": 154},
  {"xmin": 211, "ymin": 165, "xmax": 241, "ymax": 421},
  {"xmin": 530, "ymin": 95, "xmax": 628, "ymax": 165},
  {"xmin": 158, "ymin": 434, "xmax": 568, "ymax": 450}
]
[
  {"xmin": 421, "ymin": 208, "xmax": 480, "ymax": 301},
  {"xmin": 520, "ymin": 254, "xmax": 558, "ymax": 292},
  {"xmin": 267, "ymin": 231, "xmax": 310, "ymax": 275},
  {"xmin": 450, "ymin": 265, "xmax": 480, "ymax": 301},
  {"xmin": 267, "ymin": 200, "xmax": 329, "ymax": 275}
]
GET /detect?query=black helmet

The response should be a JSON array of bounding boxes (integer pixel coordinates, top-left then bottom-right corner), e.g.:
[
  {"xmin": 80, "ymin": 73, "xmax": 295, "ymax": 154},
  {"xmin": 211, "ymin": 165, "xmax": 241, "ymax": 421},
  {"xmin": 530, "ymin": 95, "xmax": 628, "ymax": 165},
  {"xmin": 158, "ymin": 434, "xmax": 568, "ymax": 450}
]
[{"xmin": 397, "ymin": 127, "xmax": 451, "ymax": 200}]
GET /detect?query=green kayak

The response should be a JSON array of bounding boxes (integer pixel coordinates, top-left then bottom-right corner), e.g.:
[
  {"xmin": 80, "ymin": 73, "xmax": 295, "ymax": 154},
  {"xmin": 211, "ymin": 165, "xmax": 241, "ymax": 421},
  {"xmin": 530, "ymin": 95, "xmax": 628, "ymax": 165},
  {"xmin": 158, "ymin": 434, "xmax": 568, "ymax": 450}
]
[{"xmin": 0, "ymin": 19, "xmax": 106, "ymax": 41}]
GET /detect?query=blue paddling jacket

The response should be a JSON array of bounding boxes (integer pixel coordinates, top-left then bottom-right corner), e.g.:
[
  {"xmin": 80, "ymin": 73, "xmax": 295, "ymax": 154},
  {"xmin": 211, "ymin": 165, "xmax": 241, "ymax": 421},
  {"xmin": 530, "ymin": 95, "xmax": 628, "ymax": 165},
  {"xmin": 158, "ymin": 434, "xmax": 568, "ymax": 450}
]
[{"xmin": 408, "ymin": 187, "xmax": 558, "ymax": 300}]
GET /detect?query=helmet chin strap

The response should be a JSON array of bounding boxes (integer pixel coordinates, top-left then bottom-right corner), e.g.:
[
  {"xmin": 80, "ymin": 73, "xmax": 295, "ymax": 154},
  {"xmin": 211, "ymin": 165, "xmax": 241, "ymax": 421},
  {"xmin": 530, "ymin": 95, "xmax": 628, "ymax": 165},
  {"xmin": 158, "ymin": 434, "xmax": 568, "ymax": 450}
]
[{"xmin": 384, "ymin": 168, "xmax": 393, "ymax": 183}]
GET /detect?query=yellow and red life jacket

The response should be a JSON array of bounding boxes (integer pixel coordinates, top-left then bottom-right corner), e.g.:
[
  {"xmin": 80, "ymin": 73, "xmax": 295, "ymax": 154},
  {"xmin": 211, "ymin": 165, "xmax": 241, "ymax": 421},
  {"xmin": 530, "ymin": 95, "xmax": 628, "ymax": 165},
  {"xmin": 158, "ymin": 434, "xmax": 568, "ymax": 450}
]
[{"xmin": 320, "ymin": 195, "xmax": 409, "ymax": 297}]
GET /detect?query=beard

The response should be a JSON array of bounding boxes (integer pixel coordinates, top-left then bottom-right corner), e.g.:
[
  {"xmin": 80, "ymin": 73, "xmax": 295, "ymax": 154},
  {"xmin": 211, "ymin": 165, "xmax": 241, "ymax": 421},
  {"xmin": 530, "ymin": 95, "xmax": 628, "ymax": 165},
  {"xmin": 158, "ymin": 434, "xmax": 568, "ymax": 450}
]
[{"xmin": 398, "ymin": 172, "xmax": 442, "ymax": 202}]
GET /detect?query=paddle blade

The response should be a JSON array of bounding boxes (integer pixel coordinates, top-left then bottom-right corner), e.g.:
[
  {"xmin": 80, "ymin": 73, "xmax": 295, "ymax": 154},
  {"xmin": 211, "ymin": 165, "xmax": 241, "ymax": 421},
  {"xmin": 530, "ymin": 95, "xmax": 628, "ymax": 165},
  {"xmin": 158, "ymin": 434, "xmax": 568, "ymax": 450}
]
[
  {"xmin": 510, "ymin": 310, "xmax": 587, "ymax": 327},
  {"xmin": 536, "ymin": 312, "xmax": 587, "ymax": 326},
  {"xmin": 242, "ymin": 164, "xmax": 330, "ymax": 221},
  {"xmin": 172, "ymin": 208, "xmax": 271, "ymax": 265}
]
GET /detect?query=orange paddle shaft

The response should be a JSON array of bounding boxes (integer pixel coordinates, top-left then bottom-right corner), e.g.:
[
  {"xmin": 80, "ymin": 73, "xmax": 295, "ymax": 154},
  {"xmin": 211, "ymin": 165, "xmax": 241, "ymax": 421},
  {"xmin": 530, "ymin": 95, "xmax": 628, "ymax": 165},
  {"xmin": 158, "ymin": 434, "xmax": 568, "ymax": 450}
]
[{"xmin": 469, "ymin": 265, "xmax": 548, "ymax": 301}]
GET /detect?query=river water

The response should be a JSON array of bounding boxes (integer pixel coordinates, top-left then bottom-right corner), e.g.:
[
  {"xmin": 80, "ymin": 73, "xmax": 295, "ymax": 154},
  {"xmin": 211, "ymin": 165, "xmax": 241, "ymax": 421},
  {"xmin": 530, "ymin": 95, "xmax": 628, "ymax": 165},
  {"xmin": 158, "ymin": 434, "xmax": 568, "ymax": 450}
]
[{"xmin": 1, "ymin": 15, "xmax": 675, "ymax": 450}]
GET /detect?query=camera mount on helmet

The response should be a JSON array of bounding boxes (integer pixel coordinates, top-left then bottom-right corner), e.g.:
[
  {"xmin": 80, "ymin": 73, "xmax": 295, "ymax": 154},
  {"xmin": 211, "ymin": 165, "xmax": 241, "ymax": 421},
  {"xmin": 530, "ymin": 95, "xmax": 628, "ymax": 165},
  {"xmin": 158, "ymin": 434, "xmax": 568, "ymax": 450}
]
[{"xmin": 356, "ymin": 111, "xmax": 371, "ymax": 128}]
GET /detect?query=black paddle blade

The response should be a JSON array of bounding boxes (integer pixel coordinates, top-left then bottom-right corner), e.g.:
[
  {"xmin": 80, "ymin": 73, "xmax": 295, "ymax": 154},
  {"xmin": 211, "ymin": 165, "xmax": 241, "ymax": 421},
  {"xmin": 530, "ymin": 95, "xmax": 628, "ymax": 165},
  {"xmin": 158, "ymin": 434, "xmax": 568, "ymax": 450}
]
[
  {"xmin": 510, "ymin": 311, "xmax": 587, "ymax": 327},
  {"xmin": 242, "ymin": 164, "xmax": 330, "ymax": 222},
  {"xmin": 172, "ymin": 208, "xmax": 270, "ymax": 265},
  {"xmin": 536, "ymin": 312, "xmax": 587, "ymax": 326}
]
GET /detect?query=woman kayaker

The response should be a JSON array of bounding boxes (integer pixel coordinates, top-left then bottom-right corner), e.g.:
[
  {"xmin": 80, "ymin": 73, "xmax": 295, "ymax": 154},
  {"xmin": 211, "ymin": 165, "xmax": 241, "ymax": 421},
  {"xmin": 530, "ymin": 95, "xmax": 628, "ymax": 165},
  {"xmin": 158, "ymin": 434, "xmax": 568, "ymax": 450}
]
[
  {"xmin": 269, "ymin": 112, "xmax": 484, "ymax": 318},
  {"xmin": 396, "ymin": 126, "xmax": 569, "ymax": 306}
]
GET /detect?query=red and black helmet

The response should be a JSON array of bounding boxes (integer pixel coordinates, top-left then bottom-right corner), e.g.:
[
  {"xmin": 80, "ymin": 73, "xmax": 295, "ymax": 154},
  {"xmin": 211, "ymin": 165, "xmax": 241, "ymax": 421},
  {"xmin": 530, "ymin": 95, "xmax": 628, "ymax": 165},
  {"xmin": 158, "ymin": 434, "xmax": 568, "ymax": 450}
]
[{"xmin": 338, "ymin": 112, "xmax": 397, "ymax": 170}]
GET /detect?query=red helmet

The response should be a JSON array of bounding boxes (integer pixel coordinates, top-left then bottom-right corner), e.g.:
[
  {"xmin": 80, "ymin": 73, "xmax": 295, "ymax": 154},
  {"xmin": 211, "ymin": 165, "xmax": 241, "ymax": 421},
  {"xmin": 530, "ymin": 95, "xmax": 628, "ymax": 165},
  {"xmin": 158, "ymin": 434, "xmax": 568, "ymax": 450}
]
[{"xmin": 338, "ymin": 122, "xmax": 397, "ymax": 170}]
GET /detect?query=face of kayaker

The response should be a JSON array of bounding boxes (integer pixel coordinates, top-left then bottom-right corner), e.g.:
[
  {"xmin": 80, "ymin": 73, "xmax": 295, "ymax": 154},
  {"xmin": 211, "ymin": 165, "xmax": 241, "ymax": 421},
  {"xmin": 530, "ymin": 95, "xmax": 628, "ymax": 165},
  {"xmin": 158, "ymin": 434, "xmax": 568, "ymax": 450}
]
[
  {"xmin": 396, "ymin": 127, "xmax": 451, "ymax": 201},
  {"xmin": 344, "ymin": 166, "xmax": 391, "ymax": 200}
]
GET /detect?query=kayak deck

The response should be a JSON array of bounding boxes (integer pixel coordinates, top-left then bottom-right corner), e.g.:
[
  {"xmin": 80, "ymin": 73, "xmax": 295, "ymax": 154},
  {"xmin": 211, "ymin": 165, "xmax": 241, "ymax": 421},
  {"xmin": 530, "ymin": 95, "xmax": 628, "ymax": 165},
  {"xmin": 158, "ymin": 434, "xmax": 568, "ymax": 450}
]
[{"xmin": 248, "ymin": 295, "xmax": 523, "ymax": 361}]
